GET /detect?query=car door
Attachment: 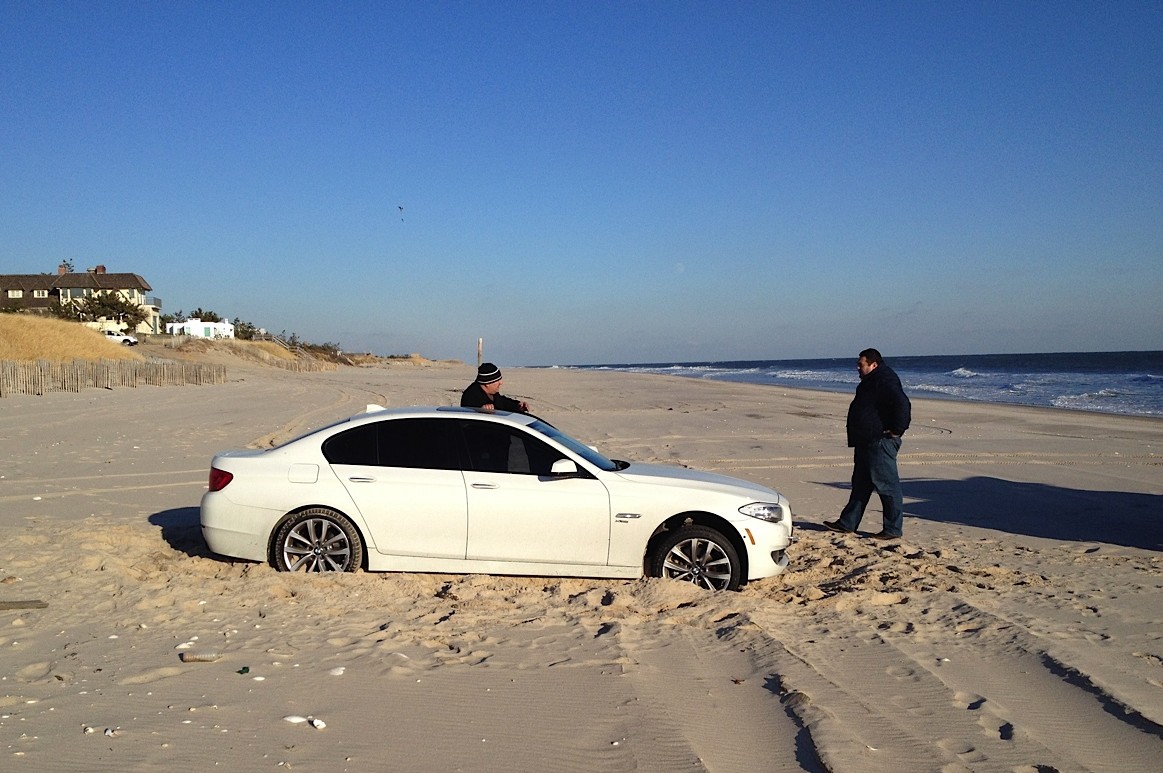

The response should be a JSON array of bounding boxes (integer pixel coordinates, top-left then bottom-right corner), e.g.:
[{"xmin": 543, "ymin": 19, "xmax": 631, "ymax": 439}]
[
  {"xmin": 457, "ymin": 419, "xmax": 611, "ymax": 565},
  {"xmin": 325, "ymin": 418, "xmax": 468, "ymax": 559}
]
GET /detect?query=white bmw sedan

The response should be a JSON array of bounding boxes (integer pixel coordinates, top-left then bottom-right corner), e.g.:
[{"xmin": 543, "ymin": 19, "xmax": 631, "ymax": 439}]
[{"xmin": 200, "ymin": 406, "xmax": 793, "ymax": 591}]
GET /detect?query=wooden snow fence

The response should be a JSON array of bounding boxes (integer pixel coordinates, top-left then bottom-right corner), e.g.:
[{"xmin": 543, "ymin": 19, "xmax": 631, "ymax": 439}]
[{"xmin": 0, "ymin": 359, "xmax": 227, "ymax": 397}]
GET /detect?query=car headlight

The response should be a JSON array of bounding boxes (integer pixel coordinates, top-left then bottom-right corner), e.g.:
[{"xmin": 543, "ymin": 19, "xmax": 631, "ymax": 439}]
[{"xmin": 739, "ymin": 502, "xmax": 786, "ymax": 523}]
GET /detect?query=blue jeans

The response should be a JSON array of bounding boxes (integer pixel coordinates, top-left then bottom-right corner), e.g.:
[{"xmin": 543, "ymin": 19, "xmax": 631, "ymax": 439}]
[{"xmin": 836, "ymin": 437, "xmax": 904, "ymax": 536}]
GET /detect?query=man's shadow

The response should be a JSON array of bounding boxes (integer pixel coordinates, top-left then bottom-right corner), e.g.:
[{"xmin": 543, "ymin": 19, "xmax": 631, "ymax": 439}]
[{"xmin": 813, "ymin": 476, "xmax": 1161, "ymax": 551}]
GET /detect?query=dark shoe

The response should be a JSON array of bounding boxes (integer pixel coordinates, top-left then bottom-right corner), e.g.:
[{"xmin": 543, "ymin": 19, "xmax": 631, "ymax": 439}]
[
  {"xmin": 870, "ymin": 531, "xmax": 901, "ymax": 541},
  {"xmin": 823, "ymin": 520, "xmax": 854, "ymax": 534}
]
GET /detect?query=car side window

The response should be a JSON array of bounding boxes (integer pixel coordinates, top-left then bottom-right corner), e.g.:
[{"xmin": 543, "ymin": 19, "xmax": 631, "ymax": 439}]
[
  {"xmin": 377, "ymin": 419, "xmax": 460, "ymax": 470},
  {"xmin": 323, "ymin": 424, "xmax": 378, "ymax": 466},
  {"xmin": 322, "ymin": 419, "xmax": 461, "ymax": 470},
  {"xmin": 458, "ymin": 420, "xmax": 561, "ymax": 476}
]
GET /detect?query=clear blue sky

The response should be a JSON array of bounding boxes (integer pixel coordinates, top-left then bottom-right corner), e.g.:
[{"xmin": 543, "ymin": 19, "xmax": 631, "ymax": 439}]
[{"xmin": 3, "ymin": 2, "xmax": 1160, "ymax": 365}]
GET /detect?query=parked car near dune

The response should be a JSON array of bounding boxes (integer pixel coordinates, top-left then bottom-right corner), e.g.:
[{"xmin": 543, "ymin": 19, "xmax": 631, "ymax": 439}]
[
  {"xmin": 200, "ymin": 406, "xmax": 794, "ymax": 591},
  {"xmin": 104, "ymin": 329, "xmax": 138, "ymax": 345}
]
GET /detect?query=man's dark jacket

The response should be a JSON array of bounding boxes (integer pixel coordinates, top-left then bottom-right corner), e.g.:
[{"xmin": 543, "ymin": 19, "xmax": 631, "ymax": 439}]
[
  {"xmin": 846, "ymin": 364, "xmax": 911, "ymax": 446},
  {"xmin": 460, "ymin": 382, "xmax": 524, "ymax": 412}
]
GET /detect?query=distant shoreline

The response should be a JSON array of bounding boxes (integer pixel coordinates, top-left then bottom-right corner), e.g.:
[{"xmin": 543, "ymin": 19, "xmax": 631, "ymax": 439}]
[{"xmin": 559, "ymin": 351, "xmax": 1163, "ymax": 418}]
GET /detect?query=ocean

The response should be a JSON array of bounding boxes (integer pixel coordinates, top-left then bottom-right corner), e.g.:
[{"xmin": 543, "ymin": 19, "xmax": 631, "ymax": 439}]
[{"xmin": 571, "ymin": 351, "xmax": 1163, "ymax": 418}]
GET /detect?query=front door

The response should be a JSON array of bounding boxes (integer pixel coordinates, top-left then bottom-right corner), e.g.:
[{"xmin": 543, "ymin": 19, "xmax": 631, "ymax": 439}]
[{"xmin": 458, "ymin": 420, "xmax": 611, "ymax": 565}]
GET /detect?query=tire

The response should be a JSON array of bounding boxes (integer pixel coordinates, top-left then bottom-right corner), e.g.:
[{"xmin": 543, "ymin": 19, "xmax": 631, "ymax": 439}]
[
  {"xmin": 273, "ymin": 508, "xmax": 363, "ymax": 572},
  {"xmin": 648, "ymin": 525, "xmax": 742, "ymax": 591}
]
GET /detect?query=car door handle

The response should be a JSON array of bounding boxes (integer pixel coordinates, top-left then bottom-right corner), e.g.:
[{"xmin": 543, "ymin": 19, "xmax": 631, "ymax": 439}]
[
  {"xmin": 347, "ymin": 477, "xmax": 376, "ymax": 483},
  {"xmin": 471, "ymin": 483, "xmax": 498, "ymax": 489}
]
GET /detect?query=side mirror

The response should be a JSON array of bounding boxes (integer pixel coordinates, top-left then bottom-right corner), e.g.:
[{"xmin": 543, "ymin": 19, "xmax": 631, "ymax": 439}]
[{"xmin": 550, "ymin": 459, "xmax": 579, "ymax": 477}]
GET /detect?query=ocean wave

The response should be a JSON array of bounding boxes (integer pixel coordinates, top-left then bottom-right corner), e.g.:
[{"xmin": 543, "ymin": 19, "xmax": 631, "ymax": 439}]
[
  {"xmin": 1052, "ymin": 389, "xmax": 1124, "ymax": 404},
  {"xmin": 771, "ymin": 369, "xmax": 852, "ymax": 384},
  {"xmin": 1050, "ymin": 391, "xmax": 1160, "ymax": 415},
  {"xmin": 910, "ymin": 383, "xmax": 974, "ymax": 398},
  {"xmin": 574, "ymin": 354, "xmax": 1163, "ymax": 416},
  {"xmin": 1012, "ymin": 378, "xmax": 1056, "ymax": 392}
]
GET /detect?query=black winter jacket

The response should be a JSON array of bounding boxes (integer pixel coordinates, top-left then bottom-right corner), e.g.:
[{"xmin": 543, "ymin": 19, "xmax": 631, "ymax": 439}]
[
  {"xmin": 460, "ymin": 382, "xmax": 524, "ymax": 412},
  {"xmin": 846, "ymin": 364, "xmax": 911, "ymax": 446}
]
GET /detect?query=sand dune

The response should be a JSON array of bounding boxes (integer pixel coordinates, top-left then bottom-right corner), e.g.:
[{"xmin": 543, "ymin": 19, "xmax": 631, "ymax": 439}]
[{"xmin": 1, "ymin": 361, "xmax": 1160, "ymax": 770}]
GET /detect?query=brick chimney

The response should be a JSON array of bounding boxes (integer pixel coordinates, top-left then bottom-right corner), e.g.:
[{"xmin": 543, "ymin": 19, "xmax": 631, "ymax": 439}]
[
  {"xmin": 95, "ymin": 265, "xmax": 106, "ymax": 274},
  {"xmin": 58, "ymin": 262, "xmax": 69, "ymax": 275}
]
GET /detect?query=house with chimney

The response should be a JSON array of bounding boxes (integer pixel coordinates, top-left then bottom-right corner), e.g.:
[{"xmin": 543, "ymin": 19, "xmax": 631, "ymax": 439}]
[{"xmin": 0, "ymin": 263, "xmax": 163, "ymax": 334}]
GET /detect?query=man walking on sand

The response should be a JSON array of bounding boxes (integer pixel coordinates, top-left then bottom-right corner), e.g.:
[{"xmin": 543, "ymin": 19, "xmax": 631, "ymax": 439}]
[{"xmin": 824, "ymin": 348, "xmax": 911, "ymax": 540}]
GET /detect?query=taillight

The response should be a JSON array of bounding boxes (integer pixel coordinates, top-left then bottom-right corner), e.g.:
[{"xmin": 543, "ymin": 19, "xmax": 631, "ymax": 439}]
[{"xmin": 208, "ymin": 467, "xmax": 234, "ymax": 492}]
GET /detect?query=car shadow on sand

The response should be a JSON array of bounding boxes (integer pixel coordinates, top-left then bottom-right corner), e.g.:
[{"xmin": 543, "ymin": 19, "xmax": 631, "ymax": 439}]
[
  {"xmin": 813, "ymin": 477, "xmax": 1161, "ymax": 551},
  {"xmin": 149, "ymin": 507, "xmax": 218, "ymax": 559}
]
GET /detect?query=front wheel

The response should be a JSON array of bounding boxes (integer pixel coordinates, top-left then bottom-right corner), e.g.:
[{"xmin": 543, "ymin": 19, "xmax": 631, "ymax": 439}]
[
  {"xmin": 273, "ymin": 508, "xmax": 363, "ymax": 572},
  {"xmin": 648, "ymin": 525, "xmax": 742, "ymax": 591}
]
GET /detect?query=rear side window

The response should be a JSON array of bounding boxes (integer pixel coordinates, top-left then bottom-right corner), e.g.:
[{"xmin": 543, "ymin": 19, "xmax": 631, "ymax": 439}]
[
  {"xmin": 323, "ymin": 424, "xmax": 378, "ymax": 465},
  {"xmin": 323, "ymin": 419, "xmax": 461, "ymax": 470},
  {"xmin": 377, "ymin": 419, "xmax": 460, "ymax": 470}
]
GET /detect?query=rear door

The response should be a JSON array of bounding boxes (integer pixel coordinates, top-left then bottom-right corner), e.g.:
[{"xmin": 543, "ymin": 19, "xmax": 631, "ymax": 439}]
[{"xmin": 326, "ymin": 418, "xmax": 468, "ymax": 558}]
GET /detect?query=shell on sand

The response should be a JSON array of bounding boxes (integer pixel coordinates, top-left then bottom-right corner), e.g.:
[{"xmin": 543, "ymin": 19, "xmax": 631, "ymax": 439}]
[{"xmin": 179, "ymin": 652, "xmax": 221, "ymax": 663}]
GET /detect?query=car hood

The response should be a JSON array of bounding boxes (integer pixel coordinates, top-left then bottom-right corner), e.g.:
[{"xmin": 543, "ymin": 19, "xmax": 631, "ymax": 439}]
[{"xmin": 610, "ymin": 462, "xmax": 782, "ymax": 501}]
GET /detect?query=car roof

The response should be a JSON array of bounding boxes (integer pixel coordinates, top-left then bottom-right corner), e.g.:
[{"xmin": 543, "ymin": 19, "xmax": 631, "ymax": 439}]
[
  {"xmin": 349, "ymin": 405, "xmax": 539, "ymax": 427},
  {"xmin": 271, "ymin": 406, "xmax": 541, "ymax": 451}
]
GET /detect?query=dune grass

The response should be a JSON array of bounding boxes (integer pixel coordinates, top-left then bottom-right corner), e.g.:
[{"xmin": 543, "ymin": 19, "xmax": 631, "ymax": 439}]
[
  {"xmin": 163, "ymin": 336, "xmax": 299, "ymax": 364},
  {"xmin": 0, "ymin": 314, "xmax": 143, "ymax": 362},
  {"xmin": 1, "ymin": 314, "xmax": 439, "ymax": 370},
  {"xmin": 229, "ymin": 339, "xmax": 297, "ymax": 361}
]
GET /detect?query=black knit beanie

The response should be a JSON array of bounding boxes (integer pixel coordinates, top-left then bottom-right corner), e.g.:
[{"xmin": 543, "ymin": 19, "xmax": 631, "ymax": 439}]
[{"xmin": 476, "ymin": 363, "xmax": 502, "ymax": 384}]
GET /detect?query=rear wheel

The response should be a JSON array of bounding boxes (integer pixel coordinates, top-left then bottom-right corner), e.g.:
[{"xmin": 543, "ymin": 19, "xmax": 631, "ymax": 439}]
[
  {"xmin": 273, "ymin": 508, "xmax": 363, "ymax": 572},
  {"xmin": 648, "ymin": 525, "xmax": 741, "ymax": 591}
]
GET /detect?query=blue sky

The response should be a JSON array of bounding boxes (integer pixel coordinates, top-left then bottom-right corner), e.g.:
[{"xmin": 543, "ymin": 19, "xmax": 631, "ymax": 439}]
[{"xmin": 2, "ymin": 2, "xmax": 1160, "ymax": 365}]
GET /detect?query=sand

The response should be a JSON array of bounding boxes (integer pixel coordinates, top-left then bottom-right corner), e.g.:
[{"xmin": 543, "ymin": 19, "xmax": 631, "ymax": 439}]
[{"xmin": 1, "ymin": 355, "xmax": 1160, "ymax": 771}]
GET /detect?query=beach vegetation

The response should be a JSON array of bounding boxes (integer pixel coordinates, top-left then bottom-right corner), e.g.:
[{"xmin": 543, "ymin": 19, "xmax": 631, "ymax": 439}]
[
  {"xmin": 162, "ymin": 307, "xmax": 223, "ymax": 324},
  {"xmin": 188, "ymin": 307, "xmax": 223, "ymax": 322},
  {"xmin": 0, "ymin": 312, "xmax": 142, "ymax": 362},
  {"xmin": 164, "ymin": 335, "xmax": 298, "ymax": 363},
  {"xmin": 2, "ymin": 306, "xmax": 440, "ymax": 370},
  {"xmin": 233, "ymin": 317, "xmax": 260, "ymax": 340}
]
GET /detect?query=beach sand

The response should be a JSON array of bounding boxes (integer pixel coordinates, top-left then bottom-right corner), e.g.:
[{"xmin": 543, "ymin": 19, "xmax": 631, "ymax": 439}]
[{"xmin": 1, "ymin": 356, "xmax": 1160, "ymax": 771}]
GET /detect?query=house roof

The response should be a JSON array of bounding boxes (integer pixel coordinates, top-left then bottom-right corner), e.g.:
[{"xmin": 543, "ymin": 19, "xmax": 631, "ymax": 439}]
[
  {"xmin": 0, "ymin": 272, "xmax": 152, "ymax": 292},
  {"xmin": 53, "ymin": 273, "xmax": 152, "ymax": 291},
  {"xmin": 0, "ymin": 275, "xmax": 55, "ymax": 291}
]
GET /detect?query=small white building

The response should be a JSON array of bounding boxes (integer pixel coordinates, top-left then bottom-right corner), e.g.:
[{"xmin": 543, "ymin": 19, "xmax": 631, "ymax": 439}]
[{"xmin": 166, "ymin": 318, "xmax": 235, "ymax": 339}]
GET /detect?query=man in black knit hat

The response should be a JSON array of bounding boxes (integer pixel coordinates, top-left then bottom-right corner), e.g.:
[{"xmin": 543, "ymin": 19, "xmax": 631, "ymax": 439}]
[{"xmin": 460, "ymin": 363, "xmax": 530, "ymax": 413}]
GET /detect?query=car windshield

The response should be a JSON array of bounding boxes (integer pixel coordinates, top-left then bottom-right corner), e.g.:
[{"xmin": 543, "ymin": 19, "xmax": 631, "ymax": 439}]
[{"xmin": 528, "ymin": 419, "xmax": 619, "ymax": 472}]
